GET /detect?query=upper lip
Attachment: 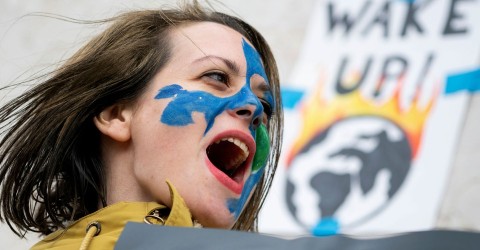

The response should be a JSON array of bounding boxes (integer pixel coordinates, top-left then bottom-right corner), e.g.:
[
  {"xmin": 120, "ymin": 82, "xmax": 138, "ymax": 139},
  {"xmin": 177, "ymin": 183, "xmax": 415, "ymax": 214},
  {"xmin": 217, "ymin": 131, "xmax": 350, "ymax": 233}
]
[{"xmin": 205, "ymin": 130, "xmax": 256, "ymax": 194}]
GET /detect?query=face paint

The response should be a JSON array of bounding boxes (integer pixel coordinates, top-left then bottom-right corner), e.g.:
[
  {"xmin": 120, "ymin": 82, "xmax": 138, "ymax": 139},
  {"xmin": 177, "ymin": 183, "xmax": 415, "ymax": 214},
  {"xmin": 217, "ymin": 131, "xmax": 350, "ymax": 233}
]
[
  {"xmin": 154, "ymin": 38, "xmax": 274, "ymax": 219},
  {"xmin": 155, "ymin": 38, "xmax": 274, "ymax": 134},
  {"xmin": 155, "ymin": 83, "xmax": 262, "ymax": 135},
  {"xmin": 243, "ymin": 39, "xmax": 275, "ymax": 111},
  {"xmin": 227, "ymin": 124, "xmax": 270, "ymax": 218}
]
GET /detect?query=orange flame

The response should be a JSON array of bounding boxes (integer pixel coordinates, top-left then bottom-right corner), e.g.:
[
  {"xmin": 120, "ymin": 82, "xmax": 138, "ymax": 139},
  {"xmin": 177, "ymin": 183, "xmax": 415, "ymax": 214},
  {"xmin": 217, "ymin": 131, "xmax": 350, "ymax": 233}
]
[{"xmin": 286, "ymin": 75, "xmax": 438, "ymax": 166}]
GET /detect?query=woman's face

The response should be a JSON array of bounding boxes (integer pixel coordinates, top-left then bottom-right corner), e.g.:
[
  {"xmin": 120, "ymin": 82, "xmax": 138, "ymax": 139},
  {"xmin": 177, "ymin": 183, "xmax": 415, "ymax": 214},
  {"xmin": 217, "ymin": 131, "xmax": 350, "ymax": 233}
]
[{"xmin": 127, "ymin": 22, "xmax": 274, "ymax": 228}]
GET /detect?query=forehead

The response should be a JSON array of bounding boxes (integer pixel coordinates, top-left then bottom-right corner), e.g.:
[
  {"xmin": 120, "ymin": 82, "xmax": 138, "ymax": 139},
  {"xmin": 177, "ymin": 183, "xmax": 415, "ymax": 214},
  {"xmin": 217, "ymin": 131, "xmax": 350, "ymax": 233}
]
[{"xmin": 168, "ymin": 22, "xmax": 251, "ymax": 66}]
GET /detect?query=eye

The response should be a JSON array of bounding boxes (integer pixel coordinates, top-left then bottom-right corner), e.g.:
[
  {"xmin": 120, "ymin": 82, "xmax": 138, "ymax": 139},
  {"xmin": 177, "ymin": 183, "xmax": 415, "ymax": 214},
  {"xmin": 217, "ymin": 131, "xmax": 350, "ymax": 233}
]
[
  {"xmin": 202, "ymin": 71, "xmax": 230, "ymax": 87},
  {"xmin": 260, "ymin": 99, "xmax": 273, "ymax": 123}
]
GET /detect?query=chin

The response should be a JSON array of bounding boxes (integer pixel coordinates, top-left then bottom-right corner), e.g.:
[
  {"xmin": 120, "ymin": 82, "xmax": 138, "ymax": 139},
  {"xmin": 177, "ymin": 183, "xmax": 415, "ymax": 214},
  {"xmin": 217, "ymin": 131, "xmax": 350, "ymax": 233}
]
[{"xmin": 195, "ymin": 210, "xmax": 236, "ymax": 229}]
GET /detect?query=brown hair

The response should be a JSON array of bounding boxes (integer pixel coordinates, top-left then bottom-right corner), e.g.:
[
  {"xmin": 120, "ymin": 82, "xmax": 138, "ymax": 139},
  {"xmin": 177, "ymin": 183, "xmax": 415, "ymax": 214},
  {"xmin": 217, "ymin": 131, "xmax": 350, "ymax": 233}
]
[{"xmin": 0, "ymin": 1, "xmax": 282, "ymax": 236}]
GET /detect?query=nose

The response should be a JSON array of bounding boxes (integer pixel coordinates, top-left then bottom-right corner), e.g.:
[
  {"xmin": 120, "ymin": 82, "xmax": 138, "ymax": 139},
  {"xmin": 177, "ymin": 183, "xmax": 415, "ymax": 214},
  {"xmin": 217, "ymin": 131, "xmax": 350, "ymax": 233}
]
[{"xmin": 229, "ymin": 105, "xmax": 262, "ymax": 129}]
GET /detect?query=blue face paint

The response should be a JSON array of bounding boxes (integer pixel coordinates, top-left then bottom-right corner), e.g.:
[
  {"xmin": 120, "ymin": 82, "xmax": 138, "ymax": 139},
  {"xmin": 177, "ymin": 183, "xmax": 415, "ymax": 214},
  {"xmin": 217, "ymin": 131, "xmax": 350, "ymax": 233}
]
[
  {"xmin": 243, "ymin": 39, "xmax": 275, "ymax": 111},
  {"xmin": 155, "ymin": 83, "xmax": 261, "ymax": 135},
  {"xmin": 154, "ymin": 38, "xmax": 273, "ymax": 219},
  {"xmin": 154, "ymin": 39, "xmax": 275, "ymax": 136}
]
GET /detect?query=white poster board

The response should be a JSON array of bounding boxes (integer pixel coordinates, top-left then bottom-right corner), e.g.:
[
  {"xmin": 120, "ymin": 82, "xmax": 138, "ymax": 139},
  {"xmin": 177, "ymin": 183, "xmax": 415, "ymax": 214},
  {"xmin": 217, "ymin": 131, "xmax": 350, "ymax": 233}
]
[{"xmin": 260, "ymin": 0, "xmax": 480, "ymax": 235}]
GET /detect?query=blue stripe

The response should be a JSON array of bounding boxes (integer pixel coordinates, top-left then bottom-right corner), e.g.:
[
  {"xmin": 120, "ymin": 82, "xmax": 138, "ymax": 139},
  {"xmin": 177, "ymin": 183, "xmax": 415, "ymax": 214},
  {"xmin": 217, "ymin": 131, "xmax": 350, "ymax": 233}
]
[
  {"xmin": 281, "ymin": 88, "xmax": 304, "ymax": 109},
  {"xmin": 445, "ymin": 68, "xmax": 480, "ymax": 95},
  {"xmin": 311, "ymin": 217, "xmax": 339, "ymax": 236}
]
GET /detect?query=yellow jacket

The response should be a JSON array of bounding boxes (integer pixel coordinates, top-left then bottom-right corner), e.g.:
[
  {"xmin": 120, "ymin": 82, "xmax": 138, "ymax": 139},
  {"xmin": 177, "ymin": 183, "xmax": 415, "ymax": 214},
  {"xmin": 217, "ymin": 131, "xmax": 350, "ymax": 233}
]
[{"xmin": 31, "ymin": 181, "xmax": 194, "ymax": 250}]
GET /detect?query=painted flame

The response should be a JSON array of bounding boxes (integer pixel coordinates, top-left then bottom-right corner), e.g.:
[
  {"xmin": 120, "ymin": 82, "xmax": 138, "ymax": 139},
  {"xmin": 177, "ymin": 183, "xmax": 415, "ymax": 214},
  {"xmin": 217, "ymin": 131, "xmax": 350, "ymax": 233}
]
[{"xmin": 286, "ymin": 74, "xmax": 439, "ymax": 166}]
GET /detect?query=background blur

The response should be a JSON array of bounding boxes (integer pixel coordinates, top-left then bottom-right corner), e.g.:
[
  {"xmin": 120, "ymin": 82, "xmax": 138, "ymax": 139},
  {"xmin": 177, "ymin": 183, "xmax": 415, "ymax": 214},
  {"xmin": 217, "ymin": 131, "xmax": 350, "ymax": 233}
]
[{"xmin": 1, "ymin": 0, "xmax": 479, "ymax": 249}]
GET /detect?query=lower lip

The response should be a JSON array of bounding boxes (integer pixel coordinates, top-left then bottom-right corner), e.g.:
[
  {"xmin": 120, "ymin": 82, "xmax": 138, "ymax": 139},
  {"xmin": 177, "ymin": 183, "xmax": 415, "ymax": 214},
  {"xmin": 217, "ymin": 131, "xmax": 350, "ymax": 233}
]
[{"xmin": 205, "ymin": 157, "xmax": 245, "ymax": 195}]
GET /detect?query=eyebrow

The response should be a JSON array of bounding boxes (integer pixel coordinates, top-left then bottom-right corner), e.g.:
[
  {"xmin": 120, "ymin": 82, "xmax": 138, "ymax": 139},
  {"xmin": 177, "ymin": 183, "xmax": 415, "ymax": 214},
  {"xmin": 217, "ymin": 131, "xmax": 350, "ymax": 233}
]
[{"xmin": 192, "ymin": 55, "xmax": 241, "ymax": 75}]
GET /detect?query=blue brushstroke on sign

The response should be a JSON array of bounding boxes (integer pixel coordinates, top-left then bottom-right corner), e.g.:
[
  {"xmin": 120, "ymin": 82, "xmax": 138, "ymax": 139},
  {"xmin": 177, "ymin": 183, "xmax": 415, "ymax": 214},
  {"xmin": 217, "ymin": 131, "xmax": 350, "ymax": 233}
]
[
  {"xmin": 281, "ymin": 87, "xmax": 304, "ymax": 109},
  {"xmin": 311, "ymin": 217, "xmax": 340, "ymax": 237},
  {"xmin": 445, "ymin": 68, "xmax": 480, "ymax": 94}
]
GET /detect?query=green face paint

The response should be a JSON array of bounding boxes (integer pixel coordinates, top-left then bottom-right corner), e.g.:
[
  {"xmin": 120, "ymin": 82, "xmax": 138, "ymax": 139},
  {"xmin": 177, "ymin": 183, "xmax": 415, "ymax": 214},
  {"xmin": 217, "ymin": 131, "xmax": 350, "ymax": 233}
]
[{"xmin": 252, "ymin": 124, "xmax": 270, "ymax": 172}]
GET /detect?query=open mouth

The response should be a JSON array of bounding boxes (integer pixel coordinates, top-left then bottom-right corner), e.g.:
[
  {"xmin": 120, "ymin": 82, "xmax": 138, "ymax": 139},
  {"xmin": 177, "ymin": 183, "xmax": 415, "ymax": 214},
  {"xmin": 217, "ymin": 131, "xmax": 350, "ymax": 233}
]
[
  {"xmin": 207, "ymin": 137, "xmax": 249, "ymax": 180},
  {"xmin": 206, "ymin": 134, "xmax": 254, "ymax": 193}
]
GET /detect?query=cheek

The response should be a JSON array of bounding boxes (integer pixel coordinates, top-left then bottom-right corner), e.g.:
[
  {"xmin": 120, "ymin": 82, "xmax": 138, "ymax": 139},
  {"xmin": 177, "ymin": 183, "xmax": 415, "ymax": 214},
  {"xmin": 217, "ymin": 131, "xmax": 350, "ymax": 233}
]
[{"xmin": 129, "ymin": 100, "xmax": 187, "ymax": 176}]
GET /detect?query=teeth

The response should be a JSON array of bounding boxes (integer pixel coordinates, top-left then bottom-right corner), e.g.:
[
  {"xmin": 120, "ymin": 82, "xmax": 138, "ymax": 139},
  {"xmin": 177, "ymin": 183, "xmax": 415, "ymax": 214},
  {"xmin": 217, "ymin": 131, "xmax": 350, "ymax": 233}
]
[
  {"xmin": 209, "ymin": 137, "xmax": 251, "ymax": 176},
  {"xmin": 220, "ymin": 137, "xmax": 249, "ymax": 156}
]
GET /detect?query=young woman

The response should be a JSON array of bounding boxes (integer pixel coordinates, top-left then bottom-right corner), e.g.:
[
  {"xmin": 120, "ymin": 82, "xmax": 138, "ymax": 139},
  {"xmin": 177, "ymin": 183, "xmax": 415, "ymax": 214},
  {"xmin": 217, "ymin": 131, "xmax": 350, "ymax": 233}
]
[{"xmin": 0, "ymin": 2, "xmax": 283, "ymax": 249}]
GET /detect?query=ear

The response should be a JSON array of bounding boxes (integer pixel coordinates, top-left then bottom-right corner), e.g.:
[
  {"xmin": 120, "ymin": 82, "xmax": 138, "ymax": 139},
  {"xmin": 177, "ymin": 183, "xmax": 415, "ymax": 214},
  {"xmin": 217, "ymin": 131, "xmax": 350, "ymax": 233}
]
[{"xmin": 94, "ymin": 104, "xmax": 132, "ymax": 142}]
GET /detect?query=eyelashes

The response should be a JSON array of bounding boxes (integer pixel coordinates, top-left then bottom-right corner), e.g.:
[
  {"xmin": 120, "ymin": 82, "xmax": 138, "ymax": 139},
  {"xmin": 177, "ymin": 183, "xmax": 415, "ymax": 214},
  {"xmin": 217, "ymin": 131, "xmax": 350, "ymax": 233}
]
[
  {"xmin": 260, "ymin": 99, "xmax": 273, "ymax": 119},
  {"xmin": 202, "ymin": 71, "xmax": 230, "ymax": 87}
]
